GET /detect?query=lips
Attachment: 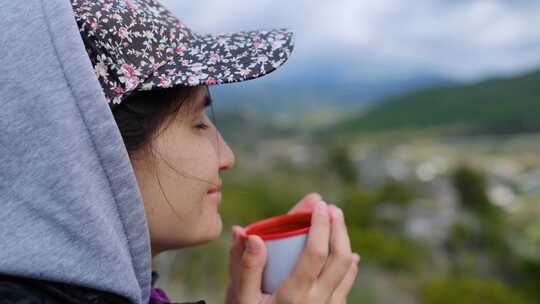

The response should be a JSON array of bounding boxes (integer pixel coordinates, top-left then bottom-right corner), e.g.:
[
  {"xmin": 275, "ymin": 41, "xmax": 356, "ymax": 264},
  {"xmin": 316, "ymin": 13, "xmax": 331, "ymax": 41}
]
[{"xmin": 207, "ymin": 181, "xmax": 222, "ymax": 193}]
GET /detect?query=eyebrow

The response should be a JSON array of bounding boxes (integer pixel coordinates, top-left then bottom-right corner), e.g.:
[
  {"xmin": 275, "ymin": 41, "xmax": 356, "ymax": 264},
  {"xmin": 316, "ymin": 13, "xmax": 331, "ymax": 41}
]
[
  {"xmin": 203, "ymin": 93, "xmax": 213, "ymax": 108},
  {"xmin": 194, "ymin": 90, "xmax": 212, "ymax": 112}
]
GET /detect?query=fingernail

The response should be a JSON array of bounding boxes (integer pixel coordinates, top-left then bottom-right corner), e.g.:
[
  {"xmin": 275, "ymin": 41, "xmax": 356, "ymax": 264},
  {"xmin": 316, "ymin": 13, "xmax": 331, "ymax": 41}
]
[
  {"xmin": 232, "ymin": 226, "xmax": 240, "ymax": 240},
  {"xmin": 231, "ymin": 226, "xmax": 237, "ymax": 240},
  {"xmin": 316, "ymin": 200, "xmax": 328, "ymax": 215},
  {"xmin": 336, "ymin": 207, "xmax": 344, "ymax": 220},
  {"xmin": 353, "ymin": 253, "xmax": 361, "ymax": 263},
  {"xmin": 247, "ymin": 236, "xmax": 260, "ymax": 254},
  {"xmin": 328, "ymin": 204, "xmax": 337, "ymax": 218}
]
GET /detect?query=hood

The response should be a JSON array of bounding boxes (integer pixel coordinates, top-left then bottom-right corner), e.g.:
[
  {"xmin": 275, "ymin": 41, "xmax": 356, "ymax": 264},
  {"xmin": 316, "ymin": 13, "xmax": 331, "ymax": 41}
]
[{"xmin": 0, "ymin": 1, "xmax": 152, "ymax": 303}]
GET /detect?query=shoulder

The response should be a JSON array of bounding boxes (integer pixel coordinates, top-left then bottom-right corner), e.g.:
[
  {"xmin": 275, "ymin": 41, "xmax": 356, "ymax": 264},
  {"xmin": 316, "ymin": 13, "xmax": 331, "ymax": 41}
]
[{"xmin": 0, "ymin": 274, "xmax": 131, "ymax": 304}]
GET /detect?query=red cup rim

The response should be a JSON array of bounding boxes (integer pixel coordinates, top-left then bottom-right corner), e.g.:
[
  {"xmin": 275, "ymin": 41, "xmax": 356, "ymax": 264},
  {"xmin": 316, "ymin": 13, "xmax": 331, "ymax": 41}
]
[{"xmin": 240, "ymin": 212, "xmax": 312, "ymax": 241}]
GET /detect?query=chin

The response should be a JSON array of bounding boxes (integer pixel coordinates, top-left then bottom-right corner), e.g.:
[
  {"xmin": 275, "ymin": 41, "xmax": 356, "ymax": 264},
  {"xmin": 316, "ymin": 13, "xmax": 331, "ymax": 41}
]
[
  {"xmin": 190, "ymin": 213, "xmax": 223, "ymax": 246},
  {"xmin": 206, "ymin": 213, "xmax": 223, "ymax": 241},
  {"xmin": 153, "ymin": 218, "xmax": 223, "ymax": 255}
]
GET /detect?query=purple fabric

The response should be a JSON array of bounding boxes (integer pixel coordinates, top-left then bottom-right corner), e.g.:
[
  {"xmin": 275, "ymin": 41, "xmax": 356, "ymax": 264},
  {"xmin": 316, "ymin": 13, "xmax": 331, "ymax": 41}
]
[{"xmin": 150, "ymin": 287, "xmax": 171, "ymax": 303}]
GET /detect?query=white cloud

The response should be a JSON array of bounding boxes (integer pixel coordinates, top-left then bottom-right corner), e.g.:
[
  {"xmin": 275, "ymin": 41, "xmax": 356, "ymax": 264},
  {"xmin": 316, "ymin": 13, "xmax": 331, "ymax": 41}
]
[{"xmin": 160, "ymin": 0, "xmax": 540, "ymax": 81}]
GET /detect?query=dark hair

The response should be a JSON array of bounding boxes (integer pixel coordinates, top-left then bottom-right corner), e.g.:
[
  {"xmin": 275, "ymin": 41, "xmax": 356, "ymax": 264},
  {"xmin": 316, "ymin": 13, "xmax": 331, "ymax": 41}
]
[{"xmin": 111, "ymin": 85, "xmax": 199, "ymax": 159}]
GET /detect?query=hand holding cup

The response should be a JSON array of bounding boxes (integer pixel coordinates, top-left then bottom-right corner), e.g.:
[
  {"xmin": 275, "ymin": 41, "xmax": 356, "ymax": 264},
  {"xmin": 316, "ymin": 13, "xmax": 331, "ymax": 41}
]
[{"xmin": 225, "ymin": 193, "xmax": 360, "ymax": 304}]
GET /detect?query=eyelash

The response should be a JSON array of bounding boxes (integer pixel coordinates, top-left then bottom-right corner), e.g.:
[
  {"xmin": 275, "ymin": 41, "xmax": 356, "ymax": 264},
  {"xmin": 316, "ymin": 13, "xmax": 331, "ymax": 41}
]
[{"xmin": 195, "ymin": 122, "xmax": 209, "ymax": 130}]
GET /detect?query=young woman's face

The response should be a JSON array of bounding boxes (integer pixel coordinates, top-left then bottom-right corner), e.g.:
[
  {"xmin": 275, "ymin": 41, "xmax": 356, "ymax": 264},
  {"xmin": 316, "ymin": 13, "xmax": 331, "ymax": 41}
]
[{"xmin": 131, "ymin": 86, "xmax": 235, "ymax": 257}]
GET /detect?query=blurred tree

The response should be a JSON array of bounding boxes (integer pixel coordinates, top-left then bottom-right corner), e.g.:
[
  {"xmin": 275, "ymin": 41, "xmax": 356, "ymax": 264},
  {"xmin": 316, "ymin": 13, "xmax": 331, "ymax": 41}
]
[
  {"xmin": 420, "ymin": 277, "xmax": 525, "ymax": 304},
  {"xmin": 452, "ymin": 164, "xmax": 493, "ymax": 215},
  {"xmin": 350, "ymin": 227, "xmax": 425, "ymax": 271},
  {"xmin": 375, "ymin": 180, "xmax": 418, "ymax": 206},
  {"xmin": 327, "ymin": 143, "xmax": 359, "ymax": 185},
  {"xmin": 341, "ymin": 185, "xmax": 376, "ymax": 228}
]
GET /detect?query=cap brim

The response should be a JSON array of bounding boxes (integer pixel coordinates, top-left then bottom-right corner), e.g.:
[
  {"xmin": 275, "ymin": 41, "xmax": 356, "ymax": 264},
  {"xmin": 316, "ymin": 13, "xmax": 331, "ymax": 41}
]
[{"xmin": 141, "ymin": 28, "xmax": 294, "ymax": 89}]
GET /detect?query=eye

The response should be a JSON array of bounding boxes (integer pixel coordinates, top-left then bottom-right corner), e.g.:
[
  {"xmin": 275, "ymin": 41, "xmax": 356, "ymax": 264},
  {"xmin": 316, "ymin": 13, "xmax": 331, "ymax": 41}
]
[{"xmin": 195, "ymin": 122, "xmax": 209, "ymax": 130}]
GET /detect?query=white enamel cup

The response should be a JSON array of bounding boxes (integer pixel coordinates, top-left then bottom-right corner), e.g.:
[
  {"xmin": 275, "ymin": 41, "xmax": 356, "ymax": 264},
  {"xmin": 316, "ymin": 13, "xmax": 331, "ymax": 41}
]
[{"xmin": 241, "ymin": 212, "xmax": 312, "ymax": 294}]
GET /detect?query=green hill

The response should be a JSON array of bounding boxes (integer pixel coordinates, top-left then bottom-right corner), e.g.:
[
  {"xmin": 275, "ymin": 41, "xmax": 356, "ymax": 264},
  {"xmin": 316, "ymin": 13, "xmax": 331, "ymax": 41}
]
[{"xmin": 328, "ymin": 69, "xmax": 540, "ymax": 136}]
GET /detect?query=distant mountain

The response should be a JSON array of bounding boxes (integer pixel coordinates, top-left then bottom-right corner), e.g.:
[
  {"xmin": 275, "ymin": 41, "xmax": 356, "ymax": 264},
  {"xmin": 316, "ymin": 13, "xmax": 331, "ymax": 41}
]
[
  {"xmin": 210, "ymin": 72, "xmax": 454, "ymax": 117},
  {"xmin": 325, "ymin": 69, "xmax": 540, "ymax": 136},
  {"xmin": 212, "ymin": 110, "xmax": 296, "ymax": 147}
]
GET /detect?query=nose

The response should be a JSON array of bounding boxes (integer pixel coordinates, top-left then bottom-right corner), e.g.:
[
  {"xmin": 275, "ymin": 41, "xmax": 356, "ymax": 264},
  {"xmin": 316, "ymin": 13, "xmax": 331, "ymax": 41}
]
[{"xmin": 217, "ymin": 131, "xmax": 235, "ymax": 172}]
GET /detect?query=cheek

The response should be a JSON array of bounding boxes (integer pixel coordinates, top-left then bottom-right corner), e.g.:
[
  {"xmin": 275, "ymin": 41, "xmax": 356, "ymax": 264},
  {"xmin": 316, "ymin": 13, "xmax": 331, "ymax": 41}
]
[
  {"xmin": 177, "ymin": 137, "xmax": 219, "ymax": 175},
  {"xmin": 145, "ymin": 128, "xmax": 224, "ymax": 247},
  {"xmin": 158, "ymin": 133, "xmax": 219, "ymax": 197}
]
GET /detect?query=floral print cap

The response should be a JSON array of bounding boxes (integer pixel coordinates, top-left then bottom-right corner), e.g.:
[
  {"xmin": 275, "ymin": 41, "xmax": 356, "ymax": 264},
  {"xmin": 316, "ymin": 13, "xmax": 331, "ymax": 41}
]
[{"xmin": 70, "ymin": 0, "xmax": 295, "ymax": 107}]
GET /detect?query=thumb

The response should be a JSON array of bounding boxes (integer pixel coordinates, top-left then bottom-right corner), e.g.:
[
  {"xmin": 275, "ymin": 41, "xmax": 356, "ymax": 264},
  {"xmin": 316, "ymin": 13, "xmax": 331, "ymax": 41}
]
[{"xmin": 238, "ymin": 234, "xmax": 267, "ymax": 302}]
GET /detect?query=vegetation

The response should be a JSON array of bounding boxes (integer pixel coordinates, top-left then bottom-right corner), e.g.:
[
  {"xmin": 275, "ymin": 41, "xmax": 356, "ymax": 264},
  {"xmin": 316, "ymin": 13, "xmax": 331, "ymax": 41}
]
[{"xmin": 327, "ymin": 70, "xmax": 540, "ymax": 136}]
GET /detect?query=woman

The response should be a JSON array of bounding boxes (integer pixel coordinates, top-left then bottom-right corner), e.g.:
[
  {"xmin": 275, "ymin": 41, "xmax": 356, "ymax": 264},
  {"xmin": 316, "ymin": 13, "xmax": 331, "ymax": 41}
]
[{"xmin": 0, "ymin": 0, "xmax": 359, "ymax": 303}]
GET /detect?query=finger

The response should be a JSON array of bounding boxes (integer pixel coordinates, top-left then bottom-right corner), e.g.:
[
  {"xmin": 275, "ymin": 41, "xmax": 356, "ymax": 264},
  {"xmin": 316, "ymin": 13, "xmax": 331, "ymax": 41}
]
[
  {"xmin": 227, "ymin": 225, "xmax": 248, "ymax": 304},
  {"xmin": 228, "ymin": 226, "xmax": 247, "ymax": 286},
  {"xmin": 330, "ymin": 253, "xmax": 360, "ymax": 304},
  {"xmin": 284, "ymin": 200, "xmax": 330, "ymax": 293},
  {"xmin": 317, "ymin": 205, "xmax": 353, "ymax": 294},
  {"xmin": 287, "ymin": 192, "xmax": 322, "ymax": 214},
  {"xmin": 238, "ymin": 234, "xmax": 267, "ymax": 303},
  {"xmin": 230, "ymin": 225, "xmax": 246, "ymax": 257}
]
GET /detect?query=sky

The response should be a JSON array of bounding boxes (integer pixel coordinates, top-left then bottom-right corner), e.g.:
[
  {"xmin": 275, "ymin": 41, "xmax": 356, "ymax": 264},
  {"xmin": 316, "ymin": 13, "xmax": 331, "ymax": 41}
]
[{"xmin": 160, "ymin": 0, "xmax": 540, "ymax": 85}]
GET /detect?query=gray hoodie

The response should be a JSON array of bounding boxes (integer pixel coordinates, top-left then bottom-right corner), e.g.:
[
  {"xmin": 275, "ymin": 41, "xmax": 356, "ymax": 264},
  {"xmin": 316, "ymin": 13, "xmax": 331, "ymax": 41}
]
[{"xmin": 0, "ymin": 1, "xmax": 152, "ymax": 303}]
